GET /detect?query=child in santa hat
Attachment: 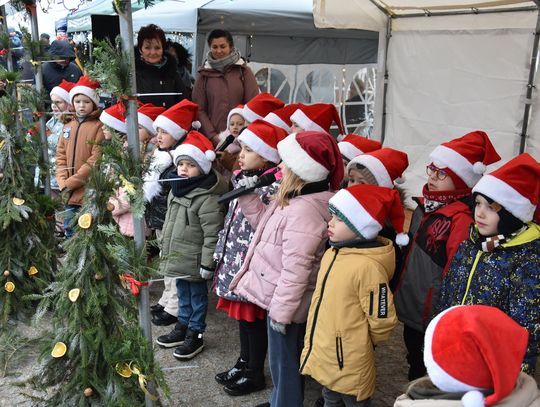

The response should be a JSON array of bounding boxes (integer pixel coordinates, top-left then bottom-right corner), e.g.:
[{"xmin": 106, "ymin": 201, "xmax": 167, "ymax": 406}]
[
  {"xmin": 101, "ymin": 102, "xmax": 152, "ymax": 238},
  {"xmin": 215, "ymin": 105, "xmax": 247, "ymax": 174},
  {"xmin": 301, "ymin": 185, "xmax": 408, "ymax": 406},
  {"xmin": 213, "ymin": 120, "xmax": 287, "ymax": 397},
  {"xmin": 338, "ymin": 133, "xmax": 382, "ymax": 183},
  {"xmin": 393, "ymin": 130, "xmax": 501, "ymax": 381},
  {"xmin": 144, "ymin": 99, "xmax": 201, "ymax": 326},
  {"xmin": 37, "ymin": 80, "xmax": 75, "ymax": 197},
  {"xmin": 435, "ymin": 153, "xmax": 540, "ymax": 375},
  {"xmin": 345, "ymin": 147, "xmax": 409, "ymax": 291},
  {"xmin": 155, "ymin": 131, "xmax": 228, "ymax": 361},
  {"xmin": 137, "ymin": 103, "xmax": 166, "ymax": 157},
  {"xmin": 56, "ymin": 75, "xmax": 104, "ymax": 237},
  {"xmin": 395, "ymin": 305, "xmax": 540, "ymax": 407},
  {"xmin": 229, "ymin": 131, "xmax": 344, "ymax": 407},
  {"xmin": 290, "ymin": 103, "xmax": 344, "ymax": 135}
]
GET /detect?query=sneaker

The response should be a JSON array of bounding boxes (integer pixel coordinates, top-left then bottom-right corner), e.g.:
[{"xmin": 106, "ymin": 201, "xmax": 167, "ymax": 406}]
[
  {"xmin": 223, "ymin": 369, "xmax": 265, "ymax": 396},
  {"xmin": 150, "ymin": 303, "xmax": 165, "ymax": 316},
  {"xmin": 151, "ymin": 310, "xmax": 177, "ymax": 326},
  {"xmin": 173, "ymin": 329, "xmax": 204, "ymax": 360},
  {"xmin": 156, "ymin": 323, "xmax": 187, "ymax": 348},
  {"xmin": 215, "ymin": 358, "xmax": 247, "ymax": 385}
]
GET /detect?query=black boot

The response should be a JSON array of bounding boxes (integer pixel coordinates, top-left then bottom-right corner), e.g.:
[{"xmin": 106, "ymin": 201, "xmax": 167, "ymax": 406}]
[
  {"xmin": 151, "ymin": 310, "xmax": 177, "ymax": 326},
  {"xmin": 150, "ymin": 303, "xmax": 164, "ymax": 316},
  {"xmin": 215, "ymin": 357, "xmax": 247, "ymax": 385},
  {"xmin": 223, "ymin": 369, "xmax": 265, "ymax": 396},
  {"xmin": 156, "ymin": 322, "xmax": 187, "ymax": 348},
  {"xmin": 173, "ymin": 329, "xmax": 204, "ymax": 360}
]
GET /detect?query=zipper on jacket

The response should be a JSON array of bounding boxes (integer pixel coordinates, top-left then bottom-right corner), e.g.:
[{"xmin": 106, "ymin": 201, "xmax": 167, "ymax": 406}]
[
  {"xmin": 369, "ymin": 291, "xmax": 374, "ymax": 316},
  {"xmin": 299, "ymin": 248, "xmax": 339, "ymax": 373},
  {"xmin": 335, "ymin": 335, "xmax": 344, "ymax": 370},
  {"xmin": 460, "ymin": 250, "xmax": 483, "ymax": 305},
  {"xmin": 69, "ymin": 118, "xmax": 85, "ymax": 178}
]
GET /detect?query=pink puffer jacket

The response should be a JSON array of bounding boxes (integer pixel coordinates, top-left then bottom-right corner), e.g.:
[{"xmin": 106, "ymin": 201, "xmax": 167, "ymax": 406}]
[{"xmin": 229, "ymin": 190, "xmax": 333, "ymax": 324}]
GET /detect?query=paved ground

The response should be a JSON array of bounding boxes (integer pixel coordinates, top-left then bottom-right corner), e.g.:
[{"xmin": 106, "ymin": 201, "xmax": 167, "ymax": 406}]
[
  {"xmin": 2, "ymin": 282, "xmax": 538, "ymax": 406},
  {"xmin": 0, "ymin": 284, "xmax": 409, "ymax": 407}
]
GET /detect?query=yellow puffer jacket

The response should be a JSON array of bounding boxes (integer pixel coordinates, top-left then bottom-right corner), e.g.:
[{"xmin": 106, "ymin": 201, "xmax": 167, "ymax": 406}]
[{"xmin": 300, "ymin": 237, "xmax": 398, "ymax": 401}]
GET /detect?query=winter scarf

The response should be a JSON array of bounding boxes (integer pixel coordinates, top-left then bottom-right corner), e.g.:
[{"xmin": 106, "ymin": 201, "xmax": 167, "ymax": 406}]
[
  {"xmin": 169, "ymin": 170, "xmax": 217, "ymax": 198},
  {"xmin": 288, "ymin": 179, "xmax": 329, "ymax": 199},
  {"xmin": 206, "ymin": 48, "xmax": 241, "ymax": 72},
  {"xmin": 471, "ymin": 224, "xmax": 528, "ymax": 253},
  {"xmin": 422, "ymin": 184, "xmax": 471, "ymax": 213}
]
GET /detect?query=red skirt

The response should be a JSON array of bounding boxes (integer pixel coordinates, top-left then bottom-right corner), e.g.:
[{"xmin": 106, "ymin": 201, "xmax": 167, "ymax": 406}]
[{"xmin": 216, "ymin": 297, "xmax": 266, "ymax": 322}]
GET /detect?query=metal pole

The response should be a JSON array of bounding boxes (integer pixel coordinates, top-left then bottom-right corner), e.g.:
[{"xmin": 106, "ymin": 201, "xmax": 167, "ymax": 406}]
[
  {"xmin": 519, "ymin": 10, "xmax": 540, "ymax": 153},
  {"xmin": 28, "ymin": 2, "xmax": 51, "ymax": 196},
  {"xmin": 117, "ymin": 2, "xmax": 156, "ymax": 406},
  {"xmin": 380, "ymin": 16, "xmax": 392, "ymax": 144},
  {"xmin": 0, "ymin": 5, "xmax": 14, "ymax": 72}
]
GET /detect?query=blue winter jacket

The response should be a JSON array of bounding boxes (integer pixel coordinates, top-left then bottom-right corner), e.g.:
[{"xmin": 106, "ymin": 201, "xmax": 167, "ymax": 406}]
[{"xmin": 436, "ymin": 222, "xmax": 540, "ymax": 374}]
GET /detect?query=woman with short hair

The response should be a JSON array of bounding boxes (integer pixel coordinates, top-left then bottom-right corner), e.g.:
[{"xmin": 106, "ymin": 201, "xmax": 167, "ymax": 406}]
[{"xmin": 135, "ymin": 24, "xmax": 190, "ymax": 108}]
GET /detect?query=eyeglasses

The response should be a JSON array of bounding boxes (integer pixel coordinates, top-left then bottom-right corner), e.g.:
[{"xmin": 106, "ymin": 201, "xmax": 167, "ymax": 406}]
[{"xmin": 426, "ymin": 164, "xmax": 448, "ymax": 181}]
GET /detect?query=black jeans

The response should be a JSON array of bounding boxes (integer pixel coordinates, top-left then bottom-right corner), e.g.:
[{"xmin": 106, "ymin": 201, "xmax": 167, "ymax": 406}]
[{"xmin": 403, "ymin": 324, "xmax": 426, "ymax": 381}]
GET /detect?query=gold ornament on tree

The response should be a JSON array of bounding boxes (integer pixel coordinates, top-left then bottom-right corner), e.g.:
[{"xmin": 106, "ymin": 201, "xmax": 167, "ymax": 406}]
[
  {"xmin": 27, "ymin": 266, "xmax": 38, "ymax": 276},
  {"xmin": 4, "ymin": 281, "xmax": 14, "ymax": 292},
  {"xmin": 83, "ymin": 387, "xmax": 93, "ymax": 397}
]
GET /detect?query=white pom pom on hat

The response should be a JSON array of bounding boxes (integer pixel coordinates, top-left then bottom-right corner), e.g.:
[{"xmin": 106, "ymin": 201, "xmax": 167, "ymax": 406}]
[
  {"xmin": 462, "ymin": 391, "xmax": 485, "ymax": 407},
  {"xmin": 395, "ymin": 233, "xmax": 409, "ymax": 247},
  {"xmin": 205, "ymin": 150, "xmax": 216, "ymax": 161},
  {"xmin": 192, "ymin": 120, "xmax": 201, "ymax": 130},
  {"xmin": 473, "ymin": 161, "xmax": 487, "ymax": 175}
]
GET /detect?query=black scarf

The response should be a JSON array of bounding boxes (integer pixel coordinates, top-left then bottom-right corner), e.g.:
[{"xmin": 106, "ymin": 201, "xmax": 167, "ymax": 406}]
[
  {"xmin": 329, "ymin": 238, "xmax": 383, "ymax": 249},
  {"xmin": 169, "ymin": 170, "xmax": 216, "ymax": 198},
  {"xmin": 287, "ymin": 180, "xmax": 329, "ymax": 199}
]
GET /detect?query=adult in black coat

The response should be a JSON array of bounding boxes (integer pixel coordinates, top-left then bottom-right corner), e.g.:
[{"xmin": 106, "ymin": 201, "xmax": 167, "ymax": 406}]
[
  {"xmin": 135, "ymin": 24, "xmax": 190, "ymax": 108},
  {"xmin": 42, "ymin": 40, "xmax": 82, "ymax": 93}
]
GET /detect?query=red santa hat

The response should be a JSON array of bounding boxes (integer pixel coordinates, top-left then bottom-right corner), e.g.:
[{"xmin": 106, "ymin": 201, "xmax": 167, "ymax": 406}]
[
  {"xmin": 338, "ymin": 134, "xmax": 382, "ymax": 162},
  {"xmin": 243, "ymin": 93, "xmax": 285, "ymax": 123},
  {"xmin": 290, "ymin": 103, "xmax": 344, "ymax": 134},
  {"xmin": 227, "ymin": 104, "xmax": 245, "ymax": 127},
  {"xmin": 99, "ymin": 102, "xmax": 127, "ymax": 134},
  {"xmin": 346, "ymin": 148, "xmax": 409, "ymax": 188},
  {"xmin": 429, "ymin": 131, "xmax": 501, "ymax": 188},
  {"xmin": 69, "ymin": 75, "xmax": 100, "ymax": 106},
  {"xmin": 153, "ymin": 99, "xmax": 200, "ymax": 141},
  {"xmin": 425, "ymin": 305, "xmax": 528, "ymax": 407},
  {"xmin": 237, "ymin": 119, "xmax": 288, "ymax": 164},
  {"xmin": 329, "ymin": 184, "xmax": 409, "ymax": 245},
  {"xmin": 263, "ymin": 103, "xmax": 303, "ymax": 133},
  {"xmin": 472, "ymin": 153, "xmax": 540, "ymax": 224},
  {"xmin": 172, "ymin": 130, "xmax": 216, "ymax": 174},
  {"xmin": 138, "ymin": 103, "xmax": 166, "ymax": 136},
  {"xmin": 50, "ymin": 79, "xmax": 76, "ymax": 105},
  {"xmin": 277, "ymin": 131, "xmax": 344, "ymax": 191}
]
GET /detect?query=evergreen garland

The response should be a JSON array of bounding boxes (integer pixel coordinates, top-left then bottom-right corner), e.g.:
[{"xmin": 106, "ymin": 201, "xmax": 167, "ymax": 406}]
[{"xmin": 0, "ymin": 81, "xmax": 56, "ymax": 325}]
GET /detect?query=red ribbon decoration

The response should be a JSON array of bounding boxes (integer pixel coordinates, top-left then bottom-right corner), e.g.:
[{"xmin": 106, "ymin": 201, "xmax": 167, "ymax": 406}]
[
  {"xmin": 0, "ymin": 49, "xmax": 7, "ymax": 56},
  {"xmin": 119, "ymin": 274, "xmax": 149, "ymax": 296}
]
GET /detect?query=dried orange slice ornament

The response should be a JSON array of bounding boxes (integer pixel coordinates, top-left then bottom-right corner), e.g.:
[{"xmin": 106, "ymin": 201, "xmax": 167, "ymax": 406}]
[
  {"xmin": 68, "ymin": 288, "xmax": 81, "ymax": 302},
  {"xmin": 51, "ymin": 342, "xmax": 67, "ymax": 358},
  {"xmin": 12, "ymin": 197, "xmax": 25, "ymax": 206},
  {"xmin": 28, "ymin": 266, "xmax": 38, "ymax": 276},
  {"xmin": 78, "ymin": 213, "xmax": 92, "ymax": 229},
  {"xmin": 4, "ymin": 282, "xmax": 14, "ymax": 292}
]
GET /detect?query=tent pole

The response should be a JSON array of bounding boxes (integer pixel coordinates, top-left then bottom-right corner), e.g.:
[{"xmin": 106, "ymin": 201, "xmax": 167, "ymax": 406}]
[
  {"xmin": 28, "ymin": 1, "xmax": 51, "ymax": 197},
  {"xmin": 519, "ymin": 8, "xmax": 540, "ymax": 153},
  {"xmin": 118, "ymin": 2, "xmax": 156, "ymax": 406},
  {"xmin": 380, "ymin": 16, "xmax": 392, "ymax": 144}
]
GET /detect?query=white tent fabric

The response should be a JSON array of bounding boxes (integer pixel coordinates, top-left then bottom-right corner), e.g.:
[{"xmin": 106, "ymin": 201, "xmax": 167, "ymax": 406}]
[
  {"xmin": 313, "ymin": 0, "xmax": 539, "ymax": 205},
  {"xmin": 132, "ymin": 0, "xmax": 208, "ymax": 33}
]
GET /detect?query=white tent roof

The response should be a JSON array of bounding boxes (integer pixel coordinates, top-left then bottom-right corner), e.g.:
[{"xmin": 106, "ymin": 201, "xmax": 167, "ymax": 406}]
[
  {"xmin": 132, "ymin": 0, "xmax": 208, "ymax": 33},
  {"xmin": 313, "ymin": 0, "xmax": 538, "ymax": 31}
]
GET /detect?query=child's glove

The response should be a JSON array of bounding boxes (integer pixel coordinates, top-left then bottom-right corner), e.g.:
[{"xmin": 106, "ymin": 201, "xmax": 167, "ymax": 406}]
[
  {"xmin": 237, "ymin": 175, "xmax": 258, "ymax": 189},
  {"xmin": 61, "ymin": 188, "xmax": 72, "ymax": 205},
  {"xmin": 270, "ymin": 319, "xmax": 287, "ymax": 335},
  {"xmin": 199, "ymin": 267, "xmax": 214, "ymax": 280}
]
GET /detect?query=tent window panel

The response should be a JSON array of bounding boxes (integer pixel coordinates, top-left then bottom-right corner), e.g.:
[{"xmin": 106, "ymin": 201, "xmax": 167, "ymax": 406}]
[
  {"xmin": 342, "ymin": 67, "xmax": 376, "ymax": 137},
  {"xmin": 295, "ymin": 70, "xmax": 337, "ymax": 104},
  {"xmin": 254, "ymin": 68, "xmax": 291, "ymax": 103}
]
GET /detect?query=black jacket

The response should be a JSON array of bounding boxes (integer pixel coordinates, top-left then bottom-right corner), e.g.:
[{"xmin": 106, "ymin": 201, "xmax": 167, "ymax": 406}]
[
  {"xmin": 135, "ymin": 49, "xmax": 191, "ymax": 108},
  {"xmin": 42, "ymin": 40, "xmax": 82, "ymax": 93}
]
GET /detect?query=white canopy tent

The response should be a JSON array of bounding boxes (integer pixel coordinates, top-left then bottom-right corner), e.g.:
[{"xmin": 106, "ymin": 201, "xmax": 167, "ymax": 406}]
[{"xmin": 313, "ymin": 0, "xmax": 540, "ymax": 203}]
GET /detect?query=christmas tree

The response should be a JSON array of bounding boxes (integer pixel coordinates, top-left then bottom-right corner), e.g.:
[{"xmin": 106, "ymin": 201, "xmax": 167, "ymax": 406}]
[
  {"xmin": 0, "ymin": 68, "xmax": 56, "ymax": 325},
  {"xmin": 34, "ymin": 39, "xmax": 167, "ymax": 405}
]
